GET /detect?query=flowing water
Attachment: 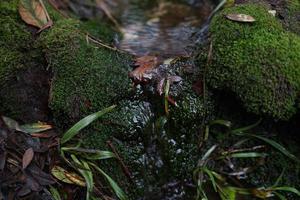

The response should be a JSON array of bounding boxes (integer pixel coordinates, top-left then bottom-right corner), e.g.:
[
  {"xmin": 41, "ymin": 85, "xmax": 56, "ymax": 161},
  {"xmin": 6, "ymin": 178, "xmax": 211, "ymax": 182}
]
[{"xmin": 117, "ymin": 0, "xmax": 215, "ymax": 58}]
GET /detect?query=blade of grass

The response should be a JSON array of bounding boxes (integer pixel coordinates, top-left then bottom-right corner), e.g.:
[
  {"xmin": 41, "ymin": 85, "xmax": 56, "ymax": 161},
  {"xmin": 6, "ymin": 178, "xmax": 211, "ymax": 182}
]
[
  {"xmin": 250, "ymin": 135, "xmax": 300, "ymax": 163},
  {"xmin": 231, "ymin": 119, "xmax": 262, "ymax": 134},
  {"xmin": 71, "ymin": 155, "xmax": 93, "ymax": 200},
  {"xmin": 218, "ymin": 152, "xmax": 267, "ymax": 159},
  {"xmin": 273, "ymin": 169, "xmax": 286, "ymax": 187},
  {"xmin": 61, "ymin": 147, "xmax": 116, "ymax": 160},
  {"xmin": 61, "ymin": 105, "xmax": 116, "ymax": 144},
  {"xmin": 202, "ymin": 167, "xmax": 217, "ymax": 192},
  {"xmin": 273, "ymin": 192, "xmax": 287, "ymax": 200},
  {"xmin": 49, "ymin": 186, "xmax": 62, "ymax": 200},
  {"xmin": 89, "ymin": 162, "xmax": 128, "ymax": 200},
  {"xmin": 272, "ymin": 187, "xmax": 300, "ymax": 196},
  {"xmin": 209, "ymin": 120, "xmax": 232, "ymax": 128}
]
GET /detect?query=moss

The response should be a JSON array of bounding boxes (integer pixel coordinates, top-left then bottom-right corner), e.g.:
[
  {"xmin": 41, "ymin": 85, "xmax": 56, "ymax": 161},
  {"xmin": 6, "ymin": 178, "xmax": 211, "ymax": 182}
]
[
  {"xmin": 36, "ymin": 17, "xmax": 132, "ymax": 126},
  {"xmin": 0, "ymin": 0, "xmax": 42, "ymax": 120},
  {"xmin": 205, "ymin": 4, "xmax": 300, "ymax": 120},
  {"xmin": 286, "ymin": 0, "xmax": 300, "ymax": 35},
  {"xmin": 0, "ymin": 0, "xmax": 31, "ymax": 82}
]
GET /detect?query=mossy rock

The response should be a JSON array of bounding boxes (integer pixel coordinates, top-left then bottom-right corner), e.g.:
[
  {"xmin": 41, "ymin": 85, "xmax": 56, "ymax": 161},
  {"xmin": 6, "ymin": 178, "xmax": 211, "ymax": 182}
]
[
  {"xmin": 0, "ymin": 0, "xmax": 52, "ymax": 121},
  {"xmin": 205, "ymin": 4, "xmax": 300, "ymax": 120},
  {"xmin": 36, "ymin": 17, "xmax": 132, "ymax": 126}
]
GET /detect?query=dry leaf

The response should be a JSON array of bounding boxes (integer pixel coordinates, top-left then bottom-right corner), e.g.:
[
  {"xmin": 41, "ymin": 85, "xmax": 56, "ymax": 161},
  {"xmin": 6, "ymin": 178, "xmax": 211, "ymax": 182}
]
[
  {"xmin": 22, "ymin": 148, "xmax": 34, "ymax": 169},
  {"xmin": 129, "ymin": 56, "xmax": 159, "ymax": 82},
  {"xmin": 51, "ymin": 165, "xmax": 86, "ymax": 187},
  {"xmin": 20, "ymin": 122, "xmax": 52, "ymax": 134},
  {"xmin": 19, "ymin": 0, "xmax": 52, "ymax": 30},
  {"xmin": 226, "ymin": 13, "xmax": 255, "ymax": 22}
]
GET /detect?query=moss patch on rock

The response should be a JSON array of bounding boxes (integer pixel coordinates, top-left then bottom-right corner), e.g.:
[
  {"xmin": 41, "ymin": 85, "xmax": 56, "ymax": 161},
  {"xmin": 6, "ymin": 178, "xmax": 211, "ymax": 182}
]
[
  {"xmin": 0, "ymin": 0, "xmax": 51, "ymax": 121},
  {"xmin": 286, "ymin": 0, "xmax": 300, "ymax": 35},
  {"xmin": 204, "ymin": 4, "xmax": 300, "ymax": 120},
  {"xmin": 37, "ymin": 18, "xmax": 132, "ymax": 126}
]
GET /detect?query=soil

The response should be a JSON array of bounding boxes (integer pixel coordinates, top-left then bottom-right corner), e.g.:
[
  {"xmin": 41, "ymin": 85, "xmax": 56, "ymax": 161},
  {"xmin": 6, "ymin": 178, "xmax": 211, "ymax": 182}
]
[{"xmin": 0, "ymin": 64, "xmax": 52, "ymax": 123}]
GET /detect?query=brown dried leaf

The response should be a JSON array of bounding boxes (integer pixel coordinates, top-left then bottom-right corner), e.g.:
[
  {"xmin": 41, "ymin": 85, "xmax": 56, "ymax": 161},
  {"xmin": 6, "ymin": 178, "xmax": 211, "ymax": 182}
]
[
  {"xmin": 22, "ymin": 148, "xmax": 34, "ymax": 169},
  {"xmin": 19, "ymin": 0, "xmax": 52, "ymax": 30},
  {"xmin": 129, "ymin": 56, "xmax": 159, "ymax": 82},
  {"xmin": 51, "ymin": 165, "xmax": 86, "ymax": 187},
  {"xmin": 226, "ymin": 13, "xmax": 255, "ymax": 22}
]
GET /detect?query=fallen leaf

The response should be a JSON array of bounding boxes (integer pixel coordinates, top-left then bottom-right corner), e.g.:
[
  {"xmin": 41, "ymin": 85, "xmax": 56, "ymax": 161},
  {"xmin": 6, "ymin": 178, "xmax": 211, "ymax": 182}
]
[
  {"xmin": 19, "ymin": 0, "xmax": 52, "ymax": 30},
  {"xmin": 20, "ymin": 122, "xmax": 52, "ymax": 134},
  {"xmin": 24, "ymin": 173, "xmax": 41, "ymax": 192},
  {"xmin": 226, "ymin": 13, "xmax": 255, "ymax": 22},
  {"xmin": 23, "ymin": 148, "xmax": 34, "ymax": 169},
  {"xmin": 2, "ymin": 116, "xmax": 22, "ymax": 131},
  {"xmin": 28, "ymin": 164, "xmax": 55, "ymax": 185},
  {"xmin": 129, "ymin": 55, "xmax": 159, "ymax": 82},
  {"xmin": 51, "ymin": 165, "xmax": 86, "ymax": 187}
]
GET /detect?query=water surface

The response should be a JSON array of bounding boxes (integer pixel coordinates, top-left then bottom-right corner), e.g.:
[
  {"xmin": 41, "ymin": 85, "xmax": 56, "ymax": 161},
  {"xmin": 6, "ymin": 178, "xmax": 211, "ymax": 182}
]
[{"xmin": 118, "ymin": 0, "xmax": 215, "ymax": 58}]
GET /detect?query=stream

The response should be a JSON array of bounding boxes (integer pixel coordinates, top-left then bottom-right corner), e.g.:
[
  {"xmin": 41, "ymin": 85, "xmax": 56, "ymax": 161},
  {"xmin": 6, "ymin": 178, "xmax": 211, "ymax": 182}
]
[{"xmin": 118, "ymin": 0, "xmax": 215, "ymax": 58}]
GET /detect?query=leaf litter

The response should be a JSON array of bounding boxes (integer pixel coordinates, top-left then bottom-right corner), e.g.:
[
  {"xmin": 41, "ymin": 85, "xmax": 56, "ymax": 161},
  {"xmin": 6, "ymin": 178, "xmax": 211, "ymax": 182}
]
[{"xmin": 19, "ymin": 0, "xmax": 53, "ymax": 33}]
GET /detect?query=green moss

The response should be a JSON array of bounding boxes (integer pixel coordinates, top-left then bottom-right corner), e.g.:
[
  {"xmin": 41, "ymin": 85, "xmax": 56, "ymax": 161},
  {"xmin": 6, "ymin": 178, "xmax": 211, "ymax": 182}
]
[
  {"xmin": 36, "ymin": 17, "xmax": 132, "ymax": 125},
  {"xmin": 206, "ymin": 4, "xmax": 300, "ymax": 120},
  {"xmin": 0, "ymin": 0, "xmax": 38, "ymax": 119},
  {"xmin": 80, "ymin": 20, "xmax": 118, "ymax": 43},
  {"xmin": 0, "ymin": 0, "xmax": 31, "ymax": 81},
  {"xmin": 286, "ymin": 0, "xmax": 300, "ymax": 35}
]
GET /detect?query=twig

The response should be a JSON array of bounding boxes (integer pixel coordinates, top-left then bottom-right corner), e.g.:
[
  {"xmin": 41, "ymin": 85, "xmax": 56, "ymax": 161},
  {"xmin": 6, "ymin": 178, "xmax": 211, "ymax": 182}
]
[
  {"xmin": 199, "ymin": 41, "xmax": 213, "ymax": 148},
  {"xmin": 87, "ymin": 34, "xmax": 127, "ymax": 54},
  {"xmin": 106, "ymin": 140, "xmax": 134, "ymax": 183}
]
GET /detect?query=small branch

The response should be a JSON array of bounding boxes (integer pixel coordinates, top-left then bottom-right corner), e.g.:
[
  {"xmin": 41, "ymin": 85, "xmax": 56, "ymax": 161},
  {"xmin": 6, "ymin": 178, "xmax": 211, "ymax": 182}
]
[{"xmin": 87, "ymin": 34, "xmax": 127, "ymax": 54}]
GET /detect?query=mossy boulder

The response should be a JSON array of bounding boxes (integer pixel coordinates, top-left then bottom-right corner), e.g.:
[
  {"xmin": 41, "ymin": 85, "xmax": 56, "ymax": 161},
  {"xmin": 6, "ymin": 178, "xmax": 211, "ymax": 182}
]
[
  {"xmin": 204, "ymin": 4, "xmax": 300, "ymax": 120},
  {"xmin": 36, "ymin": 18, "xmax": 132, "ymax": 126}
]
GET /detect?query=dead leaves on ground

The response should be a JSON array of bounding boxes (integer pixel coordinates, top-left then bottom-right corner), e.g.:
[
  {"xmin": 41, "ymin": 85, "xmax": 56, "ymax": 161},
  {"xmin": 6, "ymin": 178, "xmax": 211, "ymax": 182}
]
[
  {"xmin": 129, "ymin": 55, "xmax": 159, "ymax": 83},
  {"xmin": 225, "ymin": 13, "xmax": 255, "ymax": 22},
  {"xmin": 22, "ymin": 148, "xmax": 34, "ymax": 169},
  {"xmin": 19, "ymin": 0, "xmax": 53, "ymax": 33},
  {"xmin": 51, "ymin": 165, "xmax": 86, "ymax": 187},
  {"xmin": 0, "ymin": 116, "xmax": 57, "ymax": 198}
]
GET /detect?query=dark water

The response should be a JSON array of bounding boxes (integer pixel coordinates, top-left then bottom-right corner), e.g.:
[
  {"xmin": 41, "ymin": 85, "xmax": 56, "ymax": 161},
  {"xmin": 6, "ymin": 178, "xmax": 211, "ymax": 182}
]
[{"xmin": 118, "ymin": 0, "xmax": 215, "ymax": 58}]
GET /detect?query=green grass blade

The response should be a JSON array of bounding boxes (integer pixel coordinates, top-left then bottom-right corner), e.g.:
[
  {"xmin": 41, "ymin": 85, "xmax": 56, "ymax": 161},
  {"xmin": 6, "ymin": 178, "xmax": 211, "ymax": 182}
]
[
  {"xmin": 202, "ymin": 167, "xmax": 217, "ymax": 192},
  {"xmin": 231, "ymin": 119, "xmax": 262, "ymax": 134},
  {"xmin": 201, "ymin": 145, "xmax": 218, "ymax": 161},
  {"xmin": 273, "ymin": 169, "xmax": 286, "ymax": 187},
  {"xmin": 272, "ymin": 187, "xmax": 300, "ymax": 196},
  {"xmin": 209, "ymin": 120, "xmax": 232, "ymax": 128},
  {"xmin": 90, "ymin": 163, "xmax": 128, "ymax": 200},
  {"xmin": 220, "ymin": 152, "xmax": 267, "ymax": 159},
  {"xmin": 49, "ymin": 186, "xmax": 62, "ymax": 200},
  {"xmin": 250, "ymin": 135, "xmax": 300, "ymax": 163},
  {"xmin": 71, "ymin": 155, "xmax": 93, "ymax": 200},
  {"xmin": 61, "ymin": 147, "xmax": 116, "ymax": 160},
  {"xmin": 61, "ymin": 105, "xmax": 116, "ymax": 144},
  {"xmin": 273, "ymin": 192, "xmax": 287, "ymax": 200}
]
